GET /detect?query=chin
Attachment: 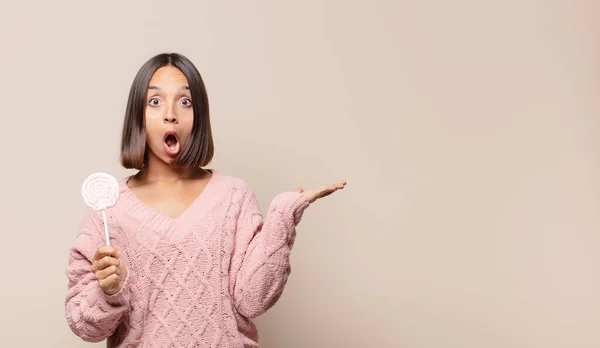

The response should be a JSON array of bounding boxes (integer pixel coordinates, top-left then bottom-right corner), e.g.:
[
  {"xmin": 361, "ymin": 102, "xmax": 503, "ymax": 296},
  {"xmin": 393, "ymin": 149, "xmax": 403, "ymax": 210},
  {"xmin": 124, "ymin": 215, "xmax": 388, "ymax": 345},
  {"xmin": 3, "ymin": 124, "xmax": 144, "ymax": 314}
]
[{"xmin": 162, "ymin": 156, "xmax": 178, "ymax": 165}]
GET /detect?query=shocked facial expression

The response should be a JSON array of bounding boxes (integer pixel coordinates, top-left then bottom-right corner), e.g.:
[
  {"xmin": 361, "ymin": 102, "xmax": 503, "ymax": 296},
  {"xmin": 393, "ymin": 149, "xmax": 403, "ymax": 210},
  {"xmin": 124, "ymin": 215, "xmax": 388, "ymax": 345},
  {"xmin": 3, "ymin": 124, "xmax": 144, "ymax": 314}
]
[{"xmin": 144, "ymin": 66, "xmax": 194, "ymax": 165}]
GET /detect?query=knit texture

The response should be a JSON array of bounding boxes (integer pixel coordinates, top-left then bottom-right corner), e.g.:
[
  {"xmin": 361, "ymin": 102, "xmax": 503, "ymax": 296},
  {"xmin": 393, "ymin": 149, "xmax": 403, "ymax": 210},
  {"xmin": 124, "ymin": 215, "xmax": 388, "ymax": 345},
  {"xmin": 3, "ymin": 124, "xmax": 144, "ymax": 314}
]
[{"xmin": 65, "ymin": 170, "xmax": 309, "ymax": 347}]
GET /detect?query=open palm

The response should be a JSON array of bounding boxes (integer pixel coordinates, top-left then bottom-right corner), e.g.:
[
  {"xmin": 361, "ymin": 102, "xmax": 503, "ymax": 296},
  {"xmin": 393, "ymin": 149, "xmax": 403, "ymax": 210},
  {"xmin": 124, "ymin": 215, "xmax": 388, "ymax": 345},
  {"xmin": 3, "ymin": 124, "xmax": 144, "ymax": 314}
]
[{"xmin": 295, "ymin": 180, "xmax": 347, "ymax": 204}]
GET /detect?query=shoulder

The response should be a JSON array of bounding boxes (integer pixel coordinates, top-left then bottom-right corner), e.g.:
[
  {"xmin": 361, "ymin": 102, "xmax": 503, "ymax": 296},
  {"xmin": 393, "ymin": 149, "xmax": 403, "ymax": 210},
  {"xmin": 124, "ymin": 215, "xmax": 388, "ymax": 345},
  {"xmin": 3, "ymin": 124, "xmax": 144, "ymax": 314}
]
[
  {"xmin": 80, "ymin": 207, "xmax": 103, "ymax": 227},
  {"xmin": 210, "ymin": 170, "xmax": 258, "ymax": 205},
  {"xmin": 72, "ymin": 207, "xmax": 105, "ymax": 247},
  {"xmin": 212, "ymin": 169, "xmax": 254, "ymax": 192}
]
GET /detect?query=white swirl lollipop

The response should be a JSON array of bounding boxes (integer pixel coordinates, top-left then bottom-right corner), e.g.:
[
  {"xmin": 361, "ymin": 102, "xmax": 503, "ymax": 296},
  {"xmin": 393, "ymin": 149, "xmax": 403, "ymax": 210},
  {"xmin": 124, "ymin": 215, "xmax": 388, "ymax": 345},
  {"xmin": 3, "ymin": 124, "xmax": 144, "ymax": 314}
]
[{"xmin": 81, "ymin": 172, "xmax": 120, "ymax": 246}]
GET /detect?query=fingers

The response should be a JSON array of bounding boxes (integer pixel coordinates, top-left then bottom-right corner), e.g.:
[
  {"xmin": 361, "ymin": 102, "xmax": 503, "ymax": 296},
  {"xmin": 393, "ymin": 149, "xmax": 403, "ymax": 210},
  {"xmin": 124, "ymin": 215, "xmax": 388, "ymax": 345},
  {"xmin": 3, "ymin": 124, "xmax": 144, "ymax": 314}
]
[
  {"xmin": 322, "ymin": 180, "xmax": 346, "ymax": 191},
  {"xmin": 92, "ymin": 246, "xmax": 121, "ymax": 273},
  {"xmin": 313, "ymin": 180, "xmax": 347, "ymax": 199},
  {"xmin": 329, "ymin": 180, "xmax": 346, "ymax": 190},
  {"xmin": 95, "ymin": 264, "xmax": 120, "ymax": 281},
  {"xmin": 91, "ymin": 246, "xmax": 126, "ymax": 295},
  {"xmin": 320, "ymin": 182, "xmax": 344, "ymax": 194},
  {"xmin": 94, "ymin": 246, "xmax": 120, "ymax": 261},
  {"xmin": 98, "ymin": 273, "xmax": 120, "ymax": 291},
  {"xmin": 92, "ymin": 255, "xmax": 120, "ymax": 273},
  {"xmin": 295, "ymin": 179, "xmax": 346, "ymax": 203},
  {"xmin": 295, "ymin": 180, "xmax": 345, "ymax": 193}
]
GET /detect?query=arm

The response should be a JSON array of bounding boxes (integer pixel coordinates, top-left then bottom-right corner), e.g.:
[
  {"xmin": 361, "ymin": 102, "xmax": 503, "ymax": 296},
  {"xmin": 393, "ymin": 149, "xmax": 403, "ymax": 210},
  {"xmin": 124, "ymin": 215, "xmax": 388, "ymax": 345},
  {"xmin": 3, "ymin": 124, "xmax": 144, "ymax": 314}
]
[
  {"xmin": 229, "ymin": 188, "xmax": 309, "ymax": 319},
  {"xmin": 64, "ymin": 209, "xmax": 131, "ymax": 342}
]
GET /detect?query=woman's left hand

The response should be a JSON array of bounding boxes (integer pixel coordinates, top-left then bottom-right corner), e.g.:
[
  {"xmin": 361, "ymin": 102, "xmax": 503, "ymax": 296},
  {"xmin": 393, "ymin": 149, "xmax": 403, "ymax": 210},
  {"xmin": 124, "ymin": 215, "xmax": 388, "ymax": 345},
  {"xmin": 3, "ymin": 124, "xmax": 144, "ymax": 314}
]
[{"xmin": 295, "ymin": 180, "xmax": 347, "ymax": 204}]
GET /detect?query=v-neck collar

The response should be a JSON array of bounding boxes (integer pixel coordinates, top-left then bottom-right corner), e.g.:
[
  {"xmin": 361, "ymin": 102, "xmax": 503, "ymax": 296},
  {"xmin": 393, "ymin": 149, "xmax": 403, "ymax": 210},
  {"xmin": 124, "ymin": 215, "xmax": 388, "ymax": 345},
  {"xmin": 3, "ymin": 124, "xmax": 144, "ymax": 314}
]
[{"xmin": 116, "ymin": 169, "xmax": 228, "ymax": 232}]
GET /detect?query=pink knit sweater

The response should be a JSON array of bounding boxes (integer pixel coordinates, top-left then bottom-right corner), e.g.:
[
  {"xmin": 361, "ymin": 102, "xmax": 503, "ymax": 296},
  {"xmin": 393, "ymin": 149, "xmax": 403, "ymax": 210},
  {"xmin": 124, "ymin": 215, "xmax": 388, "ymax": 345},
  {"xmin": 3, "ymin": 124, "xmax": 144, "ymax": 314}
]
[{"xmin": 65, "ymin": 170, "xmax": 309, "ymax": 347}]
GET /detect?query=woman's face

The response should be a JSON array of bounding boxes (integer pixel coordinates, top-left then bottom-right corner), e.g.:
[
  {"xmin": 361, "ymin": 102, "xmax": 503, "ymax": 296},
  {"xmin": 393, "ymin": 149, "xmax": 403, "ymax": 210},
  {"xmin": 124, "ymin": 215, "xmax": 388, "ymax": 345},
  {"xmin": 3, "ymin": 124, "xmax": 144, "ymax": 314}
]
[{"xmin": 144, "ymin": 66, "xmax": 193, "ymax": 165}]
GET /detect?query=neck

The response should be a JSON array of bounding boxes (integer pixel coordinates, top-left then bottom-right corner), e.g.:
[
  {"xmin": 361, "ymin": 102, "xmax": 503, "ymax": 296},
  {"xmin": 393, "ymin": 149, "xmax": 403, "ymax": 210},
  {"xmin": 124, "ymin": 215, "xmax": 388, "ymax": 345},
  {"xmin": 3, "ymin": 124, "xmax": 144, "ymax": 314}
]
[{"xmin": 137, "ymin": 152, "xmax": 206, "ymax": 183}]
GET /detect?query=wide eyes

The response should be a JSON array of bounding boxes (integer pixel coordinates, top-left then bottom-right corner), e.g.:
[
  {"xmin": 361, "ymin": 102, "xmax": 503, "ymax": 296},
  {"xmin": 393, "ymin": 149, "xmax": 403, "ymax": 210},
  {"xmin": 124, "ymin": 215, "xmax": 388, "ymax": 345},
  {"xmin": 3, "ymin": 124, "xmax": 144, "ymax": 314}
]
[{"xmin": 147, "ymin": 97, "xmax": 192, "ymax": 107}]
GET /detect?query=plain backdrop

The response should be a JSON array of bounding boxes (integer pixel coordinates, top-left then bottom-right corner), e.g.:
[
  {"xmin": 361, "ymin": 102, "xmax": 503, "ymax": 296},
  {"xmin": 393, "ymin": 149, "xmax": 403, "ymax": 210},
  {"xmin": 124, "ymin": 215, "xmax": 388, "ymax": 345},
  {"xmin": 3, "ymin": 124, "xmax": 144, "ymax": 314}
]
[{"xmin": 1, "ymin": 1, "xmax": 599, "ymax": 347}]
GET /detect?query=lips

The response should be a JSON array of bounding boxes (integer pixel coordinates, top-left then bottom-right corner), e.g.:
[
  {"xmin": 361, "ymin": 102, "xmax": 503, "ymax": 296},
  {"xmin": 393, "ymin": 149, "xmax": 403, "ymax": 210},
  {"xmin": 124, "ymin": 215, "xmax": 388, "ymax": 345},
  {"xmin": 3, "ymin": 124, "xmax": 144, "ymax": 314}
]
[{"xmin": 163, "ymin": 130, "xmax": 180, "ymax": 158}]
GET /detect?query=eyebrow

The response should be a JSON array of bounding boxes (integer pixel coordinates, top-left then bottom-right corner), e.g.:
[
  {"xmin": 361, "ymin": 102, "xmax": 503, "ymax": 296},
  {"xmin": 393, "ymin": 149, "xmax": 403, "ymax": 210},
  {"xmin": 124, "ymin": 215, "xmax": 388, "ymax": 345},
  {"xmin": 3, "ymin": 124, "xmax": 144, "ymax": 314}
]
[{"xmin": 147, "ymin": 85, "xmax": 190, "ymax": 91}]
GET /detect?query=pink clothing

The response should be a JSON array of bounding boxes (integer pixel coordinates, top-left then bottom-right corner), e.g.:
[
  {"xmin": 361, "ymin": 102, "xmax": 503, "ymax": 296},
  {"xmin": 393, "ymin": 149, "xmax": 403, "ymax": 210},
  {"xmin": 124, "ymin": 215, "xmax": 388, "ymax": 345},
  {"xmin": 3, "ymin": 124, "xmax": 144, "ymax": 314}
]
[{"xmin": 65, "ymin": 170, "xmax": 309, "ymax": 347}]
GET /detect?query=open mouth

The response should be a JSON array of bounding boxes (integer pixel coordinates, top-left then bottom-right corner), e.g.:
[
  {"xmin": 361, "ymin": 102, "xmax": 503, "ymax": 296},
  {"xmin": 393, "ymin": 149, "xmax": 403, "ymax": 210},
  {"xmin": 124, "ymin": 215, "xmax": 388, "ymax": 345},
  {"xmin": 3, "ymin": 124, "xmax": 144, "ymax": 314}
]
[{"xmin": 163, "ymin": 131, "xmax": 180, "ymax": 157}]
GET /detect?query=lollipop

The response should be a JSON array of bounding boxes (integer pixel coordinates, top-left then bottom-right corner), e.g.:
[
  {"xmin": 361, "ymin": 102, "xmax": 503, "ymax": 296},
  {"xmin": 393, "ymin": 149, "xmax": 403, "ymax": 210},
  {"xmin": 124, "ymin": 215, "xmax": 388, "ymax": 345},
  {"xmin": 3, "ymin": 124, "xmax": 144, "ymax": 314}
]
[{"xmin": 81, "ymin": 173, "xmax": 120, "ymax": 246}]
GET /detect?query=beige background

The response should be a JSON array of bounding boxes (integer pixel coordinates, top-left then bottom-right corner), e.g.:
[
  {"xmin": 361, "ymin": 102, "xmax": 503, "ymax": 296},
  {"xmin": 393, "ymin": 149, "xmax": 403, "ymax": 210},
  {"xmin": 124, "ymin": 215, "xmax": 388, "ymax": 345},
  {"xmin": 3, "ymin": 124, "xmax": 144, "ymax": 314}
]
[{"xmin": 1, "ymin": 1, "xmax": 599, "ymax": 347}]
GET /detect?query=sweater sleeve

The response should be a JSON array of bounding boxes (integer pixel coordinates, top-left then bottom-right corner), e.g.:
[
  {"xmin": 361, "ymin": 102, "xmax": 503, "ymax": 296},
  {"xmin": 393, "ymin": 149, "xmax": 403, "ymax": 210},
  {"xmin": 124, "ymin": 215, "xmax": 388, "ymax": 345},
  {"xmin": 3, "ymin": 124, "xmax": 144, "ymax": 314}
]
[
  {"xmin": 64, "ymin": 209, "xmax": 131, "ymax": 342},
  {"xmin": 229, "ymin": 187, "xmax": 310, "ymax": 318}
]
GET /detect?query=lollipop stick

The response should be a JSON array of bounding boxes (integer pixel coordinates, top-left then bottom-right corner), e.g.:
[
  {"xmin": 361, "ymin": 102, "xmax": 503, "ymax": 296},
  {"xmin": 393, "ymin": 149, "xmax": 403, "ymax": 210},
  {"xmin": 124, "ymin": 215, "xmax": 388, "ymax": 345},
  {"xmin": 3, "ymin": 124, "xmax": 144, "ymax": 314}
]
[{"xmin": 102, "ymin": 209, "xmax": 110, "ymax": 246}]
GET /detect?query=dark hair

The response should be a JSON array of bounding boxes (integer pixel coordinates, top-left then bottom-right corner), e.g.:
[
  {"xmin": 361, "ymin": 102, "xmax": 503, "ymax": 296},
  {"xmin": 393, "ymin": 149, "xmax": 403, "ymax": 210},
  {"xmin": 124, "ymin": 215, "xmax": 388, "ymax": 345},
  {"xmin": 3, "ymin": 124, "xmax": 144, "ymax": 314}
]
[{"xmin": 120, "ymin": 52, "xmax": 214, "ymax": 169}]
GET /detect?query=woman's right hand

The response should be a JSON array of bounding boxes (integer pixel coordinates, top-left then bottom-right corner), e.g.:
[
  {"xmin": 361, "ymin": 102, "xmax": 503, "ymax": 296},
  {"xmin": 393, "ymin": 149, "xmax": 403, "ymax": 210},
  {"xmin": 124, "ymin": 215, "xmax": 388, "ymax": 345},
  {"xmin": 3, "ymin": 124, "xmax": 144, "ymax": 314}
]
[{"xmin": 91, "ymin": 246, "xmax": 127, "ymax": 295}]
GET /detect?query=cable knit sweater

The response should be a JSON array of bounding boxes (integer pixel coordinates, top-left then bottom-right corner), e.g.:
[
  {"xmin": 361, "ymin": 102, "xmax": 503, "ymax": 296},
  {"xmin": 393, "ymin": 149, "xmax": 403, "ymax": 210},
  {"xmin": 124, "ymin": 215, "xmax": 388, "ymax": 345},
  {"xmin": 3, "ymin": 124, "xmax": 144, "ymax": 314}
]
[{"xmin": 65, "ymin": 170, "xmax": 309, "ymax": 347}]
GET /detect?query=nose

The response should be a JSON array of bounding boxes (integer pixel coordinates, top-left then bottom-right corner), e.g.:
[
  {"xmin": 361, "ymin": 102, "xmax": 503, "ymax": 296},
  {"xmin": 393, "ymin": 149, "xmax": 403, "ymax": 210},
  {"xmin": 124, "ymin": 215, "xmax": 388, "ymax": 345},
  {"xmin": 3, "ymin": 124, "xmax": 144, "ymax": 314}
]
[{"xmin": 164, "ymin": 106, "xmax": 178, "ymax": 124}]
